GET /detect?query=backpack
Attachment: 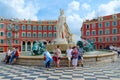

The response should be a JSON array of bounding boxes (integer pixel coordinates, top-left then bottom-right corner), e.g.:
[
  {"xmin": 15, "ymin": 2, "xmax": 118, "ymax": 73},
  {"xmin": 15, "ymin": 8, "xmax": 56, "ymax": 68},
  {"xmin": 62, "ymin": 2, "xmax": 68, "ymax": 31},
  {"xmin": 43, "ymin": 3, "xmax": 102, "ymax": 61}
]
[{"xmin": 11, "ymin": 51, "xmax": 16, "ymax": 57}]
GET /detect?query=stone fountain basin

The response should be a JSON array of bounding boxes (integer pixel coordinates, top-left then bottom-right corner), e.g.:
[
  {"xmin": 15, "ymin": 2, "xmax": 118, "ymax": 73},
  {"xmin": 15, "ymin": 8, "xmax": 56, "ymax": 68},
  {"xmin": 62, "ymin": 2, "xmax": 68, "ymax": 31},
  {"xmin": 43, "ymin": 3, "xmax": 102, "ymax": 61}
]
[{"xmin": 16, "ymin": 51, "xmax": 117, "ymax": 66}]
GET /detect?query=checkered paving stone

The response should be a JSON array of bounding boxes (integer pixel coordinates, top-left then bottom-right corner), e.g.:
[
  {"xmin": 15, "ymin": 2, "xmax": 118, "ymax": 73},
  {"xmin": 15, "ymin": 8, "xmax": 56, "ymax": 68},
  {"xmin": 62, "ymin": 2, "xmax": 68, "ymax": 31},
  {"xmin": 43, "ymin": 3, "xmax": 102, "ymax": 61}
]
[{"xmin": 0, "ymin": 53, "xmax": 120, "ymax": 80}]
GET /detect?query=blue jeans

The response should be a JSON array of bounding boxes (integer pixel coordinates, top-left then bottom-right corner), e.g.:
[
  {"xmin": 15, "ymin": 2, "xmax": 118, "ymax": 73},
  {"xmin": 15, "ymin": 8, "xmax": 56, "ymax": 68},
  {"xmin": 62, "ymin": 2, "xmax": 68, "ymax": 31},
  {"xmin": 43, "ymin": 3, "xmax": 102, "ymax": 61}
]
[
  {"xmin": 46, "ymin": 60, "xmax": 50, "ymax": 68},
  {"xmin": 9, "ymin": 55, "xmax": 15, "ymax": 64}
]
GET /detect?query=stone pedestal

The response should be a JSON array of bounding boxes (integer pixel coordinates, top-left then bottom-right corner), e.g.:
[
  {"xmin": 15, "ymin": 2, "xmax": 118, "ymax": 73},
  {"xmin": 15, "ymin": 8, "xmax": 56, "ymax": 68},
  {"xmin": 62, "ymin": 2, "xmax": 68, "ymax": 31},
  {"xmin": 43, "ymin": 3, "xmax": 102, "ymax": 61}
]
[{"xmin": 54, "ymin": 38, "xmax": 67, "ymax": 44}]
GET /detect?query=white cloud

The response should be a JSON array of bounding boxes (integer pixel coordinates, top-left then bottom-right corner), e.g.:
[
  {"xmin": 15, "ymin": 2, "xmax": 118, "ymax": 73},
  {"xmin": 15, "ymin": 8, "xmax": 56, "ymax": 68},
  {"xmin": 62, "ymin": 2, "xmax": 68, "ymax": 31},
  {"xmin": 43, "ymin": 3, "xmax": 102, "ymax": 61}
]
[
  {"xmin": 84, "ymin": 10, "xmax": 96, "ymax": 20},
  {"xmin": 0, "ymin": 0, "xmax": 40, "ymax": 20},
  {"xmin": 82, "ymin": 0, "xmax": 120, "ymax": 20},
  {"xmin": 66, "ymin": 1, "xmax": 82, "ymax": 37},
  {"xmin": 67, "ymin": 14, "xmax": 83, "ymax": 36},
  {"xmin": 98, "ymin": 0, "xmax": 120, "ymax": 16},
  {"xmin": 67, "ymin": 1, "xmax": 80, "ymax": 13},
  {"xmin": 82, "ymin": 3, "xmax": 91, "ymax": 10}
]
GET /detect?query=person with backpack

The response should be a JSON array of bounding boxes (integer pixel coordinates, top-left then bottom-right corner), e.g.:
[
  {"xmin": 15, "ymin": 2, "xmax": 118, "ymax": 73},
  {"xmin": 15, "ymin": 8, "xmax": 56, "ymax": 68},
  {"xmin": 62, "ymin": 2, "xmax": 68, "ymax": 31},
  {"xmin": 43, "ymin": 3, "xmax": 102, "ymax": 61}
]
[
  {"xmin": 14, "ymin": 47, "xmax": 19, "ymax": 63},
  {"xmin": 9, "ymin": 47, "xmax": 19, "ymax": 64},
  {"xmin": 43, "ymin": 49, "xmax": 53, "ymax": 68},
  {"xmin": 77, "ymin": 46, "xmax": 84, "ymax": 67}
]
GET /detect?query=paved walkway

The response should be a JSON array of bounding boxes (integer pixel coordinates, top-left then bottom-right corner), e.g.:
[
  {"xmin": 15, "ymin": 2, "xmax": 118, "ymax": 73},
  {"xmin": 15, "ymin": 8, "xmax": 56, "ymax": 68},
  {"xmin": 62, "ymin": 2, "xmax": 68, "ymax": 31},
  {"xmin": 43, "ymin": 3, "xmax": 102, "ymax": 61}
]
[{"xmin": 0, "ymin": 53, "xmax": 120, "ymax": 80}]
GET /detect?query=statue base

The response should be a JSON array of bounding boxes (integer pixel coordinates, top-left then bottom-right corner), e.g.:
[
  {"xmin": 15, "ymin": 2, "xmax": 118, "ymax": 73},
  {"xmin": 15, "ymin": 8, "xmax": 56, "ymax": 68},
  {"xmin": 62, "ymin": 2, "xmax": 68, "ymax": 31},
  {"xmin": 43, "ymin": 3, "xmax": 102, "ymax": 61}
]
[{"xmin": 53, "ymin": 38, "xmax": 68, "ymax": 44}]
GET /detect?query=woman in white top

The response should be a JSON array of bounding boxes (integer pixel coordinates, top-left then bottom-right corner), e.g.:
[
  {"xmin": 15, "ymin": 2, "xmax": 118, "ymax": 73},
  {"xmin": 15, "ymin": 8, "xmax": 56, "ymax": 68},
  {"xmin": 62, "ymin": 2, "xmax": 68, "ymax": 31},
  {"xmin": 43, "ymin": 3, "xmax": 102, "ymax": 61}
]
[
  {"xmin": 7, "ymin": 50, "xmax": 11, "ymax": 56},
  {"xmin": 66, "ymin": 46, "xmax": 72, "ymax": 67},
  {"xmin": 5, "ymin": 49, "xmax": 11, "ymax": 64}
]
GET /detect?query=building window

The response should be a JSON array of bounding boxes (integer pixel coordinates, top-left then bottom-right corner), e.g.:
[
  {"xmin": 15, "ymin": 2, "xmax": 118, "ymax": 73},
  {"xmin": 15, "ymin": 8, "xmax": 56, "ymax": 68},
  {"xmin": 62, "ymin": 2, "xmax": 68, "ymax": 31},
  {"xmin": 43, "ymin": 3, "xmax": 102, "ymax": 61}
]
[
  {"xmin": 38, "ymin": 26, "xmax": 42, "ymax": 30},
  {"xmin": 106, "ymin": 37, "xmax": 110, "ymax": 42},
  {"xmin": 7, "ymin": 24, "xmax": 12, "ymax": 30},
  {"xmin": 92, "ymin": 23, "xmax": 95, "ymax": 28},
  {"xmin": 92, "ymin": 38, "xmax": 96, "ymax": 42},
  {"xmin": 112, "ymin": 28, "xmax": 117, "ymax": 34},
  {"xmin": 0, "ymin": 39, "xmax": 4, "ymax": 44},
  {"xmin": 14, "ymin": 40, "xmax": 19, "ymax": 44},
  {"xmin": 14, "ymin": 25, "xmax": 19, "ymax": 30},
  {"xmin": 105, "ymin": 29, "xmax": 110, "ymax": 34},
  {"xmin": 48, "ymin": 21, "xmax": 52, "ymax": 24},
  {"xmin": 0, "ymin": 32, "xmax": 4, "ymax": 36},
  {"xmin": 0, "ymin": 47, "xmax": 4, "ymax": 52},
  {"xmin": 48, "ymin": 26, "xmax": 52, "ymax": 30},
  {"xmin": 0, "ymin": 24, "xmax": 4, "ymax": 28},
  {"xmin": 98, "ymin": 37, "xmax": 103, "ymax": 42},
  {"xmin": 27, "ymin": 32, "xmax": 31, "ymax": 37},
  {"xmin": 54, "ymin": 32, "xmax": 57, "ymax": 38},
  {"xmin": 43, "ymin": 26, "xmax": 47, "ymax": 30},
  {"xmin": 113, "ymin": 15, "xmax": 117, "ymax": 19},
  {"xmin": 92, "ymin": 30, "xmax": 96, "ymax": 35},
  {"xmin": 22, "ymin": 25, "xmax": 26, "ymax": 30},
  {"xmin": 38, "ymin": 32, "xmax": 42, "ymax": 38},
  {"xmin": 43, "ymin": 32, "xmax": 47, "ymax": 38},
  {"xmin": 38, "ymin": 21, "xmax": 42, "ymax": 24},
  {"xmin": 99, "ymin": 17, "xmax": 103, "ymax": 21},
  {"xmin": 105, "ymin": 22, "xmax": 110, "ymax": 27},
  {"xmin": 48, "ymin": 32, "xmax": 52, "ymax": 37},
  {"xmin": 98, "ymin": 30, "xmax": 103, "ymax": 35},
  {"xmin": 7, "ymin": 32, "xmax": 12, "ymax": 38},
  {"xmin": 33, "ymin": 26, "xmax": 37, "ymax": 30},
  {"xmin": 14, "ymin": 33, "xmax": 19, "ymax": 38},
  {"xmin": 27, "ymin": 20, "xmax": 31, "ymax": 24},
  {"xmin": 112, "ymin": 36, "xmax": 117, "ymax": 41},
  {"xmin": 112, "ymin": 21, "xmax": 117, "ymax": 26},
  {"xmin": 86, "ymin": 24, "xmax": 90, "ymax": 29},
  {"xmin": 7, "ymin": 40, "xmax": 11, "ymax": 44},
  {"xmin": 86, "ymin": 30, "xmax": 90, "ymax": 36},
  {"xmin": 54, "ymin": 26, "xmax": 56, "ymax": 30},
  {"xmin": 27, "ymin": 25, "xmax": 31, "ymax": 30},
  {"xmin": 22, "ymin": 32, "xmax": 26, "ymax": 37},
  {"xmin": 33, "ymin": 32, "xmax": 37, "ymax": 38},
  {"xmin": 98, "ymin": 23, "xmax": 102, "ymax": 28}
]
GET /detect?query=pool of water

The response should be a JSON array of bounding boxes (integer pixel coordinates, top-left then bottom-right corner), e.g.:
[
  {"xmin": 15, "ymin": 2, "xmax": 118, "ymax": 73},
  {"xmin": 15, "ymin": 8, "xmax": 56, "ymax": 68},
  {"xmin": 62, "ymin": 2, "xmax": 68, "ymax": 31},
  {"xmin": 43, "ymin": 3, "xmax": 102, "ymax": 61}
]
[
  {"xmin": 20, "ymin": 51, "xmax": 66, "ymax": 57},
  {"xmin": 21, "ymin": 50, "xmax": 111, "ymax": 56},
  {"xmin": 85, "ymin": 50, "xmax": 110, "ymax": 55}
]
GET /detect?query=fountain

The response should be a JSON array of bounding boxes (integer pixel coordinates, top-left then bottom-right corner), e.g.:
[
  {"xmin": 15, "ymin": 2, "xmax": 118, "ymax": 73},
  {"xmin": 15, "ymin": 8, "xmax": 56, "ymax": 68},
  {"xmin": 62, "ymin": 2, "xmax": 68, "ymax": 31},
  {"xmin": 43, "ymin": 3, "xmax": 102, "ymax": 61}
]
[
  {"xmin": 76, "ymin": 39, "xmax": 117, "ymax": 65},
  {"xmin": 16, "ymin": 39, "xmax": 117, "ymax": 66},
  {"xmin": 15, "ymin": 9, "xmax": 117, "ymax": 66}
]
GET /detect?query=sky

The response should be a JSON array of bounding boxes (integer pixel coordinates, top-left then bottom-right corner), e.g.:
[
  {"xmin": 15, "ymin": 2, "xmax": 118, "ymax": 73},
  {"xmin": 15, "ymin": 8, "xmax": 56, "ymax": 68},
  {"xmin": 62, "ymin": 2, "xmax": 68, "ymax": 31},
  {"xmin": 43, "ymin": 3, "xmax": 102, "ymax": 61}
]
[{"xmin": 0, "ymin": 0, "xmax": 120, "ymax": 40}]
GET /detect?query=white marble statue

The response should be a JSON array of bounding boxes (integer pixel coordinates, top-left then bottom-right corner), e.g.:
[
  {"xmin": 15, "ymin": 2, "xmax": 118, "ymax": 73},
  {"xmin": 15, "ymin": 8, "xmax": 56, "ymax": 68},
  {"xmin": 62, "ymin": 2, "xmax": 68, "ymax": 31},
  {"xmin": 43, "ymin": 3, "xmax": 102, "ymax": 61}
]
[{"xmin": 57, "ymin": 9, "xmax": 66, "ymax": 39}]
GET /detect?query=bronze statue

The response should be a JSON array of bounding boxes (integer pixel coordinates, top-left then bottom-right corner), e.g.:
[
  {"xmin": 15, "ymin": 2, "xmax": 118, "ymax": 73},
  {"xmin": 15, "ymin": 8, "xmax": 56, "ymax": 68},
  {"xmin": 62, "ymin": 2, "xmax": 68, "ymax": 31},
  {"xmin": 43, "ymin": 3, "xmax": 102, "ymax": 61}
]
[{"xmin": 31, "ymin": 41, "xmax": 46, "ymax": 55}]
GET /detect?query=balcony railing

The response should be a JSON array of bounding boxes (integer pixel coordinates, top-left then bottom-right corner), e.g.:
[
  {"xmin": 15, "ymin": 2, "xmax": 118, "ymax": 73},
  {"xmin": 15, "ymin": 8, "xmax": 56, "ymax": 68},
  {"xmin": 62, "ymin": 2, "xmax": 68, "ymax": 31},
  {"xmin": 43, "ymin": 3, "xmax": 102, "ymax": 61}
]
[
  {"xmin": 13, "ymin": 28, "xmax": 19, "ymax": 32},
  {"xmin": 6, "ymin": 36, "xmax": 13, "ymax": 39},
  {"xmin": 7, "ymin": 28, "xmax": 12, "ymax": 31}
]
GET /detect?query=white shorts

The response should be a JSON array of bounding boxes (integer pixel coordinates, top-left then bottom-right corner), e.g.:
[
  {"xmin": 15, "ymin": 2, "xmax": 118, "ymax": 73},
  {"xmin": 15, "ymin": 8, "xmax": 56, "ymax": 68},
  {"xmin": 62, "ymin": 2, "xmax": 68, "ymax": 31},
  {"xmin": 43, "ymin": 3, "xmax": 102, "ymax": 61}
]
[
  {"xmin": 67, "ymin": 57, "xmax": 71, "ymax": 61},
  {"xmin": 72, "ymin": 58, "xmax": 78, "ymax": 66}
]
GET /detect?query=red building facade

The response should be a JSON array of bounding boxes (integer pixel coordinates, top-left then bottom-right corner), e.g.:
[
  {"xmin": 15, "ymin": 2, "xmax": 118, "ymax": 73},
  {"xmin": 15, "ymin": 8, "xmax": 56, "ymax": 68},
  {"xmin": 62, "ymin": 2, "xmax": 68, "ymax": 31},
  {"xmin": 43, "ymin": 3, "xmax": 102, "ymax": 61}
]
[
  {"xmin": 0, "ymin": 18, "xmax": 58, "ymax": 52},
  {"xmin": 81, "ymin": 13, "xmax": 120, "ymax": 49}
]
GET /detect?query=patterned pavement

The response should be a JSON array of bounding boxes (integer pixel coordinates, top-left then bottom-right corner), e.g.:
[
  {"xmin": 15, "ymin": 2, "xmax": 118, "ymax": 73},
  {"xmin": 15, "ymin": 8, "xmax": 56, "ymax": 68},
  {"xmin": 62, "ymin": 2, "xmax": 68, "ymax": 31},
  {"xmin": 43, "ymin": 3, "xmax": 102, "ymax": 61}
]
[{"xmin": 0, "ymin": 53, "xmax": 120, "ymax": 80}]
